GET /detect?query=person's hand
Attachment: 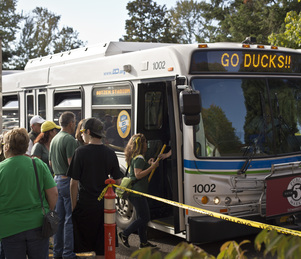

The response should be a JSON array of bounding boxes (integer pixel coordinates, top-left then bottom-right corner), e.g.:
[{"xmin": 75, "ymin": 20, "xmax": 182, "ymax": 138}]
[{"xmin": 158, "ymin": 153, "xmax": 168, "ymax": 160}]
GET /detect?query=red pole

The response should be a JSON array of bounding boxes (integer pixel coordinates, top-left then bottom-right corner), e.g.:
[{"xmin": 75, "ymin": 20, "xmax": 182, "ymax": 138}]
[{"xmin": 104, "ymin": 178, "xmax": 116, "ymax": 259}]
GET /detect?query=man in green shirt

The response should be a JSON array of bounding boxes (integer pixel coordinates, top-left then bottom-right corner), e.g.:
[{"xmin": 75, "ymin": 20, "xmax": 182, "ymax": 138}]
[{"xmin": 49, "ymin": 112, "xmax": 78, "ymax": 259}]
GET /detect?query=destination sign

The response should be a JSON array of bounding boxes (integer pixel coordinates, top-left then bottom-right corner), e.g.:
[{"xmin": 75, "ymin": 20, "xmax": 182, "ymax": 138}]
[{"xmin": 190, "ymin": 50, "xmax": 301, "ymax": 74}]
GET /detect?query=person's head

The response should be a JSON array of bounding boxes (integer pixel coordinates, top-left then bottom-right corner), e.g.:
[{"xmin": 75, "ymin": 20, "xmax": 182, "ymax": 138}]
[
  {"xmin": 35, "ymin": 121, "xmax": 61, "ymax": 145},
  {"xmin": 75, "ymin": 119, "xmax": 86, "ymax": 145},
  {"xmin": 59, "ymin": 111, "xmax": 76, "ymax": 133},
  {"xmin": 80, "ymin": 118, "xmax": 105, "ymax": 143},
  {"xmin": 30, "ymin": 115, "xmax": 45, "ymax": 134},
  {"xmin": 124, "ymin": 133, "xmax": 147, "ymax": 165},
  {"xmin": 3, "ymin": 128, "xmax": 29, "ymax": 158}
]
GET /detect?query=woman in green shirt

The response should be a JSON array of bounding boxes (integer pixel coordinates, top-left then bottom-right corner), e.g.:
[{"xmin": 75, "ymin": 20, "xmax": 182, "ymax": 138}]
[
  {"xmin": 31, "ymin": 121, "xmax": 61, "ymax": 170},
  {"xmin": 0, "ymin": 128, "xmax": 58, "ymax": 259},
  {"xmin": 118, "ymin": 133, "xmax": 159, "ymax": 249}
]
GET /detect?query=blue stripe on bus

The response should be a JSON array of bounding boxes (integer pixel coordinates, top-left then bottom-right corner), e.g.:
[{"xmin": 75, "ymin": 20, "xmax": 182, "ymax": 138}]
[{"xmin": 183, "ymin": 155, "xmax": 301, "ymax": 171}]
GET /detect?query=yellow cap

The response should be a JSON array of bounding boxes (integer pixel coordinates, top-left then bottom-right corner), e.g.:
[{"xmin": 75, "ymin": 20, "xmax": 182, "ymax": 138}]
[{"xmin": 41, "ymin": 121, "xmax": 61, "ymax": 133}]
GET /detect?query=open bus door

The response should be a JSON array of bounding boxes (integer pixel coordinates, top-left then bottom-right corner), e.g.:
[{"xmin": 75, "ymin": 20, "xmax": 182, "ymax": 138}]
[{"xmin": 137, "ymin": 81, "xmax": 181, "ymax": 233}]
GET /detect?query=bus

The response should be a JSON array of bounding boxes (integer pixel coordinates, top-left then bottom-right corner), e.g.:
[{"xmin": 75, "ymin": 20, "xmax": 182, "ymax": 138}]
[{"xmin": 3, "ymin": 41, "xmax": 301, "ymax": 243}]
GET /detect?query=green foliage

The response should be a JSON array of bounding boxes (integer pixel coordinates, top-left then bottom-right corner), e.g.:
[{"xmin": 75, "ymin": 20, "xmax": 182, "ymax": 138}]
[
  {"xmin": 0, "ymin": 0, "xmax": 22, "ymax": 66},
  {"xmin": 255, "ymin": 229, "xmax": 301, "ymax": 259},
  {"xmin": 169, "ymin": 0, "xmax": 205, "ymax": 44},
  {"xmin": 130, "ymin": 240, "xmax": 249, "ymax": 259},
  {"xmin": 11, "ymin": 7, "xmax": 85, "ymax": 69},
  {"xmin": 200, "ymin": 0, "xmax": 301, "ymax": 44},
  {"xmin": 122, "ymin": 0, "xmax": 178, "ymax": 43},
  {"xmin": 1, "ymin": 3, "xmax": 84, "ymax": 69},
  {"xmin": 217, "ymin": 240, "xmax": 250, "ymax": 259},
  {"xmin": 268, "ymin": 11, "xmax": 301, "ymax": 48}
]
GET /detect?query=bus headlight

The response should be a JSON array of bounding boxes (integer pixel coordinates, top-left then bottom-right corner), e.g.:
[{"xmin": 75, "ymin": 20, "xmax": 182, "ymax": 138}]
[
  {"xmin": 225, "ymin": 197, "xmax": 232, "ymax": 205},
  {"xmin": 213, "ymin": 197, "xmax": 220, "ymax": 205}
]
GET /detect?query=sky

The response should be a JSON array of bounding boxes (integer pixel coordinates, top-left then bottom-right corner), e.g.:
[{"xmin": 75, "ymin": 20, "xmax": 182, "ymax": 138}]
[{"xmin": 16, "ymin": 0, "xmax": 180, "ymax": 46}]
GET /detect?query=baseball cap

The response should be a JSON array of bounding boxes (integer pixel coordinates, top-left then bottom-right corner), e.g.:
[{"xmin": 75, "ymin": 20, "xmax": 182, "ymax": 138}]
[
  {"xmin": 41, "ymin": 121, "xmax": 61, "ymax": 133},
  {"xmin": 82, "ymin": 117, "xmax": 105, "ymax": 138},
  {"xmin": 30, "ymin": 115, "xmax": 45, "ymax": 126}
]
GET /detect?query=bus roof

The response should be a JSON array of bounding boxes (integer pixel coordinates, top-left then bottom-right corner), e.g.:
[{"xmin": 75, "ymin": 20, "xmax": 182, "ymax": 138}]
[{"xmin": 25, "ymin": 41, "xmax": 175, "ymax": 71}]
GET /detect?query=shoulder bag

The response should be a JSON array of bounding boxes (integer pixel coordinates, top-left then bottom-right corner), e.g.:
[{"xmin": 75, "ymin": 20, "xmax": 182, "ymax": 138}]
[
  {"xmin": 32, "ymin": 158, "xmax": 59, "ymax": 238},
  {"xmin": 116, "ymin": 165, "xmax": 137, "ymax": 200}
]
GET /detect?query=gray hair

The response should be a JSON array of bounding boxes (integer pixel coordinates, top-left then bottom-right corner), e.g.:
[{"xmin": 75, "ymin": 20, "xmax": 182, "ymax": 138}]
[{"xmin": 59, "ymin": 111, "xmax": 76, "ymax": 127}]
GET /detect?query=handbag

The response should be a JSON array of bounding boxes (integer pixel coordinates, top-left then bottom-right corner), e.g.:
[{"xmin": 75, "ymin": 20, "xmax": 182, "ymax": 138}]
[
  {"xmin": 116, "ymin": 165, "xmax": 136, "ymax": 199},
  {"xmin": 32, "ymin": 158, "xmax": 59, "ymax": 238}
]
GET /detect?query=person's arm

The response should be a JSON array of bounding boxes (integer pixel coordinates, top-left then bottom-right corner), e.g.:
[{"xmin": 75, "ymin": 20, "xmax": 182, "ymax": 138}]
[
  {"xmin": 45, "ymin": 186, "xmax": 58, "ymax": 211},
  {"xmin": 134, "ymin": 158, "xmax": 159, "ymax": 180},
  {"xmin": 159, "ymin": 150, "xmax": 172, "ymax": 160},
  {"xmin": 70, "ymin": 179, "xmax": 79, "ymax": 211}
]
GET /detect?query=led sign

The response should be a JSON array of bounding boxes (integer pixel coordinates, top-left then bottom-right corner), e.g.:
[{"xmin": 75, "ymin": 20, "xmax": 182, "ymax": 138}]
[{"xmin": 190, "ymin": 50, "xmax": 301, "ymax": 74}]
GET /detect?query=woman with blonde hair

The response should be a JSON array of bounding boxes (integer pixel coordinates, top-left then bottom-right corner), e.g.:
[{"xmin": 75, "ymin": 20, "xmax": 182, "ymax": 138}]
[
  {"xmin": 119, "ymin": 133, "xmax": 159, "ymax": 249},
  {"xmin": 0, "ymin": 128, "xmax": 58, "ymax": 259}
]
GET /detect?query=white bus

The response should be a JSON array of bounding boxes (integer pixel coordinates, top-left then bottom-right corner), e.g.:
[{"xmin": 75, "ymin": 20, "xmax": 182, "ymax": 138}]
[{"xmin": 3, "ymin": 41, "xmax": 301, "ymax": 243}]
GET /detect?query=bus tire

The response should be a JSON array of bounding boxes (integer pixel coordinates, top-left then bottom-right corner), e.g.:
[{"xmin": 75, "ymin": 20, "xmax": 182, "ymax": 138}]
[{"xmin": 115, "ymin": 197, "xmax": 137, "ymax": 230}]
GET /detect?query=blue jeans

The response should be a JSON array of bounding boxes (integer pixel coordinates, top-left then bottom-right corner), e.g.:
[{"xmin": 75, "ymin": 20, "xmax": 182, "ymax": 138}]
[
  {"xmin": 123, "ymin": 196, "xmax": 150, "ymax": 244},
  {"xmin": 1, "ymin": 227, "xmax": 48, "ymax": 259},
  {"xmin": 54, "ymin": 176, "xmax": 76, "ymax": 259}
]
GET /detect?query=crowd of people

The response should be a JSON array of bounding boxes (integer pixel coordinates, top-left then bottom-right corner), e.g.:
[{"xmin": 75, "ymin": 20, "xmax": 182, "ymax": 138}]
[{"xmin": 0, "ymin": 111, "xmax": 168, "ymax": 259}]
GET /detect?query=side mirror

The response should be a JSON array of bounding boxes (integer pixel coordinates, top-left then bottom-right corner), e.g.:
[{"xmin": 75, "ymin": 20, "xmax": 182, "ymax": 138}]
[{"xmin": 179, "ymin": 89, "xmax": 201, "ymax": 126}]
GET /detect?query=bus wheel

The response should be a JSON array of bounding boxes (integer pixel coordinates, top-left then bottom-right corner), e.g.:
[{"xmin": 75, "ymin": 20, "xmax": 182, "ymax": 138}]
[{"xmin": 115, "ymin": 197, "xmax": 136, "ymax": 229}]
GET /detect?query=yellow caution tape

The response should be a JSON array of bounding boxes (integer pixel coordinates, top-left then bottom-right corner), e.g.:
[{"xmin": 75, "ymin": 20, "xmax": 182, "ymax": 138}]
[
  {"xmin": 112, "ymin": 184, "xmax": 301, "ymax": 237},
  {"xmin": 98, "ymin": 184, "xmax": 111, "ymax": 201}
]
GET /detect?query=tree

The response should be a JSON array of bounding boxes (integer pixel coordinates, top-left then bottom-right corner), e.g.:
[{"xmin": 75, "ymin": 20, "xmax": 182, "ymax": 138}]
[
  {"xmin": 11, "ymin": 7, "xmax": 84, "ymax": 69},
  {"xmin": 200, "ymin": 0, "xmax": 301, "ymax": 44},
  {"xmin": 0, "ymin": 0, "xmax": 22, "ymax": 68},
  {"xmin": 122, "ymin": 0, "xmax": 179, "ymax": 43},
  {"xmin": 268, "ymin": 11, "xmax": 301, "ymax": 48},
  {"xmin": 169, "ymin": 0, "xmax": 207, "ymax": 43},
  {"xmin": 53, "ymin": 26, "xmax": 84, "ymax": 54}
]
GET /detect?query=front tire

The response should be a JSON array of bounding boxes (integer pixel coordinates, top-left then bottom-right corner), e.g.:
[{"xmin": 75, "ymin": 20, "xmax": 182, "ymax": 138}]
[{"xmin": 115, "ymin": 197, "xmax": 136, "ymax": 230}]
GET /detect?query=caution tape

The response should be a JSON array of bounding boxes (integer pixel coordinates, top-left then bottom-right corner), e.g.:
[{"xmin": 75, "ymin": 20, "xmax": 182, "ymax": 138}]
[
  {"xmin": 112, "ymin": 184, "xmax": 301, "ymax": 237},
  {"xmin": 97, "ymin": 184, "xmax": 110, "ymax": 201}
]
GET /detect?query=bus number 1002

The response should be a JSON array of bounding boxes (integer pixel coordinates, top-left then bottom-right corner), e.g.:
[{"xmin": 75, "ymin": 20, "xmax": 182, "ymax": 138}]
[
  {"xmin": 153, "ymin": 61, "xmax": 166, "ymax": 70},
  {"xmin": 193, "ymin": 184, "xmax": 216, "ymax": 193}
]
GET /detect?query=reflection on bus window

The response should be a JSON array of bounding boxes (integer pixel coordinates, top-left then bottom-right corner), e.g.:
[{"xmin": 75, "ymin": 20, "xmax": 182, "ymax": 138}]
[
  {"xmin": 53, "ymin": 91, "xmax": 82, "ymax": 126},
  {"xmin": 92, "ymin": 109, "xmax": 131, "ymax": 151},
  {"xmin": 144, "ymin": 91, "xmax": 163, "ymax": 130},
  {"xmin": 192, "ymin": 78, "xmax": 301, "ymax": 157},
  {"xmin": 3, "ymin": 96, "xmax": 19, "ymax": 131}
]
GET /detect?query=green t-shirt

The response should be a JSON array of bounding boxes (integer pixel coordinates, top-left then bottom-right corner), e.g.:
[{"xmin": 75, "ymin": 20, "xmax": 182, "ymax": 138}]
[
  {"xmin": 0, "ymin": 156, "xmax": 56, "ymax": 239},
  {"xmin": 49, "ymin": 131, "xmax": 77, "ymax": 175},
  {"xmin": 31, "ymin": 142, "xmax": 49, "ymax": 165},
  {"xmin": 129, "ymin": 155, "xmax": 150, "ymax": 197}
]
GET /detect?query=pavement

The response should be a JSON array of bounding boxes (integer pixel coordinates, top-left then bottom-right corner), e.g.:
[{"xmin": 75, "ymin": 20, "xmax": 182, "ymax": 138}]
[{"xmin": 48, "ymin": 227, "xmax": 181, "ymax": 258}]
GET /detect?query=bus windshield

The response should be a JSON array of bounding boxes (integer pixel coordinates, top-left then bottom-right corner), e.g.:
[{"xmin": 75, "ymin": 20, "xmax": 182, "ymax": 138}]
[{"xmin": 192, "ymin": 77, "xmax": 301, "ymax": 157}]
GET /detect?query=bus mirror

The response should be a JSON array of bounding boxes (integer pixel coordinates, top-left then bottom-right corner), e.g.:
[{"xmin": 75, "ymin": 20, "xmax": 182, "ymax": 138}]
[{"xmin": 179, "ymin": 89, "xmax": 201, "ymax": 126}]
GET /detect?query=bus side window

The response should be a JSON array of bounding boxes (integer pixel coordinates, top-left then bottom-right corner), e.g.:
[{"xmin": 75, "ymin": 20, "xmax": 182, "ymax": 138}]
[{"xmin": 53, "ymin": 91, "xmax": 82, "ymax": 126}]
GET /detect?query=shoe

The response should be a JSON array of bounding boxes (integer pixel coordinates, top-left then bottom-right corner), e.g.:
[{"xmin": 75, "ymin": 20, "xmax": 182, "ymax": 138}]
[
  {"xmin": 118, "ymin": 232, "xmax": 130, "ymax": 248},
  {"xmin": 139, "ymin": 241, "xmax": 157, "ymax": 249}
]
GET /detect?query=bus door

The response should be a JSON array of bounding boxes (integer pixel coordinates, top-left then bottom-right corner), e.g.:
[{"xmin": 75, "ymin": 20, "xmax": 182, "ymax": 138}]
[
  {"xmin": 137, "ymin": 81, "xmax": 178, "ymax": 229},
  {"xmin": 53, "ymin": 87, "xmax": 83, "ymax": 126},
  {"xmin": 25, "ymin": 89, "xmax": 46, "ymax": 131}
]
